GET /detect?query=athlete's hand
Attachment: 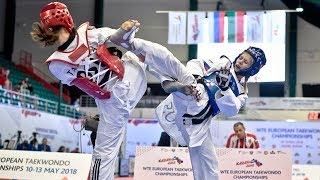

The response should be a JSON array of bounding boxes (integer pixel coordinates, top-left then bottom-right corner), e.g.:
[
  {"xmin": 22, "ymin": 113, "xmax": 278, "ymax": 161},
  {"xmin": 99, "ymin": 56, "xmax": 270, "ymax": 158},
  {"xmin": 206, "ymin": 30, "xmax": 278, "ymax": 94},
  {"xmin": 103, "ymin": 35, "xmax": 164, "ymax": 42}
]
[
  {"xmin": 183, "ymin": 84, "xmax": 202, "ymax": 101},
  {"xmin": 216, "ymin": 66, "xmax": 232, "ymax": 91}
]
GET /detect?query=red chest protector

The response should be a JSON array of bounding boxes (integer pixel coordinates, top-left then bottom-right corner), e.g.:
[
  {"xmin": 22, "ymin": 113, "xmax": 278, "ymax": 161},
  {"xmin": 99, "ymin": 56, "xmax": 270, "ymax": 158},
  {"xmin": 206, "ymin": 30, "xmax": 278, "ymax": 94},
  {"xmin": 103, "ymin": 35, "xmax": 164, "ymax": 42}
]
[{"xmin": 46, "ymin": 22, "xmax": 125, "ymax": 99}]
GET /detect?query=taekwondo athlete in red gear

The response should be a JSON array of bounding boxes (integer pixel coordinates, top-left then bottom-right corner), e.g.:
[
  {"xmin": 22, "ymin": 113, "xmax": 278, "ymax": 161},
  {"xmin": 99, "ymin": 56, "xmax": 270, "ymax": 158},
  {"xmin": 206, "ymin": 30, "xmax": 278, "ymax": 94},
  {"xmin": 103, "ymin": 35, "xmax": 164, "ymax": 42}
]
[
  {"xmin": 31, "ymin": 3, "xmax": 197, "ymax": 180},
  {"xmin": 32, "ymin": 2, "xmax": 149, "ymax": 180}
]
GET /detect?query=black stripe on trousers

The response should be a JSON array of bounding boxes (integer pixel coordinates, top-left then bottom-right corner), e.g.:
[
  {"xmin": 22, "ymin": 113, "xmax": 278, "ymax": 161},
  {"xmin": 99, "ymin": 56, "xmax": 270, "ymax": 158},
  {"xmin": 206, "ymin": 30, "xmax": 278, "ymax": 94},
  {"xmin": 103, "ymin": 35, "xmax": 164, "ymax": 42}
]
[{"xmin": 92, "ymin": 159, "xmax": 101, "ymax": 180}]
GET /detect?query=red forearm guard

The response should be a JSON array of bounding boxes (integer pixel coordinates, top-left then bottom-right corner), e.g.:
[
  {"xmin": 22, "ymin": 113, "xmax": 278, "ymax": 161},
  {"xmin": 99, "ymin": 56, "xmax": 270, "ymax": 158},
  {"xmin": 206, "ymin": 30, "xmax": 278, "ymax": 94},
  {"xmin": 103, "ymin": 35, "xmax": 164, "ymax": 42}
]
[{"xmin": 71, "ymin": 77, "xmax": 111, "ymax": 99}]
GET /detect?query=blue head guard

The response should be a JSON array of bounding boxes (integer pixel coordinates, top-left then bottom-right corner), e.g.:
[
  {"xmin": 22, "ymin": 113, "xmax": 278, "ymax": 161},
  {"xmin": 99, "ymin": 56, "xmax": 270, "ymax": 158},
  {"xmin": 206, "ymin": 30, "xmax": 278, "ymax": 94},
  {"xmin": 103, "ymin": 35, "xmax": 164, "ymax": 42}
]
[{"xmin": 234, "ymin": 47, "xmax": 266, "ymax": 78}]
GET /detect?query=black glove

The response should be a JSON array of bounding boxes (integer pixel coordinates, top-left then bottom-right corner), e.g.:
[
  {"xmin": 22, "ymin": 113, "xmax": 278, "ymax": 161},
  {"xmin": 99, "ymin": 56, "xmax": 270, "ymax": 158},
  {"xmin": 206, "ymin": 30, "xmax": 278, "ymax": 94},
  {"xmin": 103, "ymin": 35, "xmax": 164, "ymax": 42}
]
[{"xmin": 216, "ymin": 68, "xmax": 232, "ymax": 91}]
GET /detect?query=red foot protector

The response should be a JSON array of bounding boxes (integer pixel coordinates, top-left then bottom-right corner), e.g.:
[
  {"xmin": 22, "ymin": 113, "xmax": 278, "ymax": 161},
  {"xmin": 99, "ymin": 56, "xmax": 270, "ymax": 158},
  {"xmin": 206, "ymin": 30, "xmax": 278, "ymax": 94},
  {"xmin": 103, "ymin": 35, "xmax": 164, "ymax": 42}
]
[{"xmin": 96, "ymin": 44, "xmax": 125, "ymax": 80}]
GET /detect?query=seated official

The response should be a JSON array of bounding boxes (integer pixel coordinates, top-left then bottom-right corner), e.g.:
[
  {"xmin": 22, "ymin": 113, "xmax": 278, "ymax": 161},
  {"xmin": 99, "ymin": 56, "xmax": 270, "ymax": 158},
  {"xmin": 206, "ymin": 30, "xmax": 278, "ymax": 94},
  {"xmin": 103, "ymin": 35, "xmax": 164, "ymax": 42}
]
[
  {"xmin": 38, "ymin": 138, "xmax": 51, "ymax": 152},
  {"xmin": 226, "ymin": 122, "xmax": 259, "ymax": 149}
]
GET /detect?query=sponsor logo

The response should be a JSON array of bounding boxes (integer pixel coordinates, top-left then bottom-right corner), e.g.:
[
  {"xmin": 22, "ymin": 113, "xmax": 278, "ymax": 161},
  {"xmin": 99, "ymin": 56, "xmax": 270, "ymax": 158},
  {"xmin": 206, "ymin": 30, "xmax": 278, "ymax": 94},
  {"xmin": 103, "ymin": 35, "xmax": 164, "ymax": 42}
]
[
  {"xmin": 270, "ymin": 151, "xmax": 276, "ymax": 154},
  {"xmin": 158, "ymin": 156, "xmax": 184, "ymax": 165},
  {"xmin": 128, "ymin": 119, "xmax": 158, "ymax": 126},
  {"xmin": 236, "ymin": 159, "xmax": 263, "ymax": 167},
  {"xmin": 69, "ymin": 118, "xmax": 83, "ymax": 125},
  {"xmin": 248, "ymin": 101, "xmax": 266, "ymax": 106},
  {"xmin": 21, "ymin": 109, "xmax": 41, "ymax": 118},
  {"xmin": 238, "ymin": 150, "xmax": 249, "ymax": 155},
  {"xmin": 277, "ymin": 150, "xmax": 286, "ymax": 154}
]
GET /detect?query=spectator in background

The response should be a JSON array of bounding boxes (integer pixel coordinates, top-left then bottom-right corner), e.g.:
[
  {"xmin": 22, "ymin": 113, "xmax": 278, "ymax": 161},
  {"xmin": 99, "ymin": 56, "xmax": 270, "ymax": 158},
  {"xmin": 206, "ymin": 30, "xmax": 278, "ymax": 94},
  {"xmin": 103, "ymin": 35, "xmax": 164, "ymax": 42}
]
[
  {"xmin": 71, "ymin": 147, "xmax": 79, "ymax": 153},
  {"xmin": 29, "ymin": 139, "xmax": 38, "ymax": 151},
  {"xmin": 65, "ymin": 147, "xmax": 70, "ymax": 153},
  {"xmin": 226, "ymin": 122, "xmax": 259, "ymax": 149},
  {"xmin": 19, "ymin": 80, "xmax": 30, "ymax": 94},
  {"xmin": 16, "ymin": 140, "xmax": 30, "ymax": 151},
  {"xmin": 57, "ymin": 145, "xmax": 66, "ymax": 152},
  {"xmin": 90, "ymin": 131, "xmax": 97, "ymax": 148},
  {"xmin": 157, "ymin": 132, "xmax": 171, "ymax": 147},
  {"xmin": 73, "ymin": 98, "xmax": 80, "ymax": 111},
  {"xmin": 38, "ymin": 138, "xmax": 51, "ymax": 152},
  {"xmin": 25, "ymin": 78, "xmax": 34, "ymax": 94},
  {"xmin": 4, "ymin": 70, "xmax": 12, "ymax": 90},
  {"xmin": 0, "ymin": 67, "xmax": 7, "ymax": 88},
  {"xmin": 146, "ymin": 86, "xmax": 152, "ymax": 96},
  {"xmin": 83, "ymin": 114, "xmax": 99, "ymax": 148},
  {"xmin": 13, "ymin": 83, "xmax": 21, "ymax": 92}
]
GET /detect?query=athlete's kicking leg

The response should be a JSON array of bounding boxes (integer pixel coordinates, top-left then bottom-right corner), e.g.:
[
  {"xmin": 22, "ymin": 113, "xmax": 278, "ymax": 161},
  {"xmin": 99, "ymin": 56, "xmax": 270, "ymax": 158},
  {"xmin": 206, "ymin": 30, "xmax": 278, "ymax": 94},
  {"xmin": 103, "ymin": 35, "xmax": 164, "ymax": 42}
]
[{"xmin": 109, "ymin": 20, "xmax": 195, "ymax": 86}]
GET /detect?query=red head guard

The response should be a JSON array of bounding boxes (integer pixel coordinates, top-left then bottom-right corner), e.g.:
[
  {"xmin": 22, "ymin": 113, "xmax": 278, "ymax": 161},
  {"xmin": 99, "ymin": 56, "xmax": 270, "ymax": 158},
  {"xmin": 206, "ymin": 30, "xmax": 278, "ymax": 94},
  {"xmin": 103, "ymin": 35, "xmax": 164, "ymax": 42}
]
[{"xmin": 40, "ymin": 2, "xmax": 74, "ymax": 32}]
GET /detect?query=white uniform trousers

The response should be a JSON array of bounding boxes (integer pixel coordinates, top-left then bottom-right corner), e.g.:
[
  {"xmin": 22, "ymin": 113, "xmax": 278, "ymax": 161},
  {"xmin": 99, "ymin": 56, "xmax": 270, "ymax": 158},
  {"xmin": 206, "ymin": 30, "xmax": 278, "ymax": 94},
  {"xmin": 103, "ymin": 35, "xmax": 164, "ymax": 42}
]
[
  {"xmin": 133, "ymin": 38, "xmax": 196, "ymax": 85},
  {"xmin": 90, "ymin": 89, "xmax": 130, "ymax": 180},
  {"xmin": 90, "ymin": 59, "xmax": 147, "ymax": 180},
  {"xmin": 188, "ymin": 127, "xmax": 219, "ymax": 180}
]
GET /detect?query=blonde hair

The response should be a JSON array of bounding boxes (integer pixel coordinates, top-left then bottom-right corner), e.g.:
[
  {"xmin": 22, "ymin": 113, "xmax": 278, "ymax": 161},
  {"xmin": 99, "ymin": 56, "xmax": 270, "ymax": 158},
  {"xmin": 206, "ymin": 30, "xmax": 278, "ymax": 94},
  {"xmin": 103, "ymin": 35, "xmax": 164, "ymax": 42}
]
[{"xmin": 30, "ymin": 22, "xmax": 62, "ymax": 47}]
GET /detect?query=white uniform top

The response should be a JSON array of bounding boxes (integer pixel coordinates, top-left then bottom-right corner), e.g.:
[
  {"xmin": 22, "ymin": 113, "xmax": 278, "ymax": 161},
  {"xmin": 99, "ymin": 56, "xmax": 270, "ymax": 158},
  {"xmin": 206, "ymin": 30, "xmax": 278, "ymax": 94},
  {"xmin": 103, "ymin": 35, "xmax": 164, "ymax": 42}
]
[
  {"xmin": 48, "ymin": 23, "xmax": 147, "ymax": 115},
  {"xmin": 156, "ymin": 58, "xmax": 247, "ymax": 147},
  {"xmin": 185, "ymin": 58, "xmax": 247, "ymax": 116}
]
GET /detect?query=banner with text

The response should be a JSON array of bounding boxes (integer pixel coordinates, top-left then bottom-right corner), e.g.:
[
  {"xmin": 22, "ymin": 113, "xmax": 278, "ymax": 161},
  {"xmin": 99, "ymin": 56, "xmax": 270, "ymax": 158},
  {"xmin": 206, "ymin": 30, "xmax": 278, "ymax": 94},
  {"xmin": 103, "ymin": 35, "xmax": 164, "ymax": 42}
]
[
  {"xmin": 0, "ymin": 104, "xmax": 82, "ymax": 152},
  {"xmin": 292, "ymin": 164, "xmax": 320, "ymax": 180},
  {"xmin": 134, "ymin": 146, "xmax": 291, "ymax": 180},
  {"xmin": 246, "ymin": 97, "xmax": 320, "ymax": 110},
  {"xmin": 211, "ymin": 121, "xmax": 320, "ymax": 165},
  {"xmin": 218, "ymin": 148, "xmax": 292, "ymax": 180},
  {"xmin": 125, "ymin": 118, "xmax": 320, "ymax": 165},
  {"xmin": 134, "ymin": 146, "xmax": 193, "ymax": 180},
  {"xmin": 0, "ymin": 150, "xmax": 91, "ymax": 180}
]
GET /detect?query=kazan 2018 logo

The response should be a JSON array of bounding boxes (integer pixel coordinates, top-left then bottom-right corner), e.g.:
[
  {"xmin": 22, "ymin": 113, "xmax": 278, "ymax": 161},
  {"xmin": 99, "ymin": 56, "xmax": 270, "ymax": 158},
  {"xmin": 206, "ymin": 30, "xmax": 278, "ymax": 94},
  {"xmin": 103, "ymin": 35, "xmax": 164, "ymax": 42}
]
[
  {"xmin": 236, "ymin": 159, "xmax": 263, "ymax": 167},
  {"xmin": 158, "ymin": 156, "xmax": 184, "ymax": 165}
]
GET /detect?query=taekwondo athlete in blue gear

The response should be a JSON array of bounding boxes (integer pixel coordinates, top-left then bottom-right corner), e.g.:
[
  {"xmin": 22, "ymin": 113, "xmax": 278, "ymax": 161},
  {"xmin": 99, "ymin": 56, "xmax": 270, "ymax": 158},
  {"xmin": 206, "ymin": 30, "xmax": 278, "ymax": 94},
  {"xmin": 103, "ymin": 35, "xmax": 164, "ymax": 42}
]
[
  {"xmin": 156, "ymin": 47, "xmax": 266, "ymax": 180},
  {"xmin": 107, "ymin": 19, "xmax": 266, "ymax": 180}
]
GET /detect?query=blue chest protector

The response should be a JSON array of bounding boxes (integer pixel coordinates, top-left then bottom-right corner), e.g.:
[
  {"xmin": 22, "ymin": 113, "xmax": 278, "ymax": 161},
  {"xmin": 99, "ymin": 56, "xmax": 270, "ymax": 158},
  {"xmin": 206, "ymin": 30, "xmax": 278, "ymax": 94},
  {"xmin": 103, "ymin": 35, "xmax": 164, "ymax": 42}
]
[{"xmin": 200, "ymin": 72, "xmax": 240, "ymax": 116}]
